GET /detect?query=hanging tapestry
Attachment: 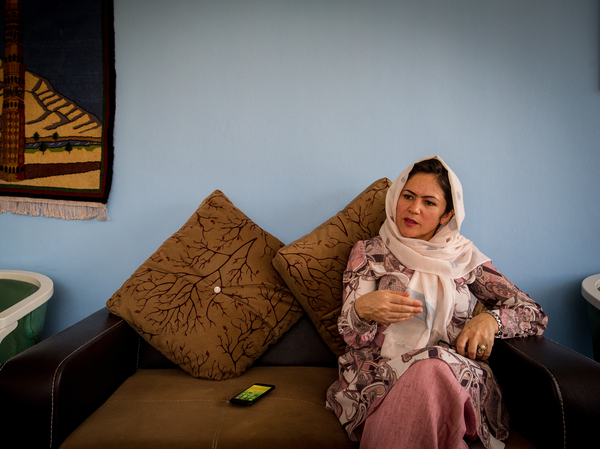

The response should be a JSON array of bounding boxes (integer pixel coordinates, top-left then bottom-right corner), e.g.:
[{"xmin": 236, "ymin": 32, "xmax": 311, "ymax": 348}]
[{"xmin": 0, "ymin": 0, "xmax": 114, "ymax": 220}]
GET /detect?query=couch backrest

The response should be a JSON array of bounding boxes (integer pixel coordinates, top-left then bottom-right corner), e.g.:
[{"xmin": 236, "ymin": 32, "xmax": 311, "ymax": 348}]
[{"xmin": 137, "ymin": 314, "xmax": 338, "ymax": 370}]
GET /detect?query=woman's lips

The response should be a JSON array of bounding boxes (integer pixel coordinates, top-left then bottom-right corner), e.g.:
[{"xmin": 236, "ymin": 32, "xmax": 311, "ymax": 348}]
[{"xmin": 403, "ymin": 218, "xmax": 418, "ymax": 226}]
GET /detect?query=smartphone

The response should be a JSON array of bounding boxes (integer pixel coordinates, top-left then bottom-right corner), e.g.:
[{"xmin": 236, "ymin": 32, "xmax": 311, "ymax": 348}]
[{"xmin": 229, "ymin": 383, "xmax": 275, "ymax": 406}]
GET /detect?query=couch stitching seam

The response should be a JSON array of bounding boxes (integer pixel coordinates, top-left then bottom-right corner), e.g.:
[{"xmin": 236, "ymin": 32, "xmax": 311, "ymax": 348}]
[
  {"xmin": 212, "ymin": 383, "xmax": 233, "ymax": 449},
  {"xmin": 136, "ymin": 336, "xmax": 141, "ymax": 370},
  {"xmin": 505, "ymin": 340, "xmax": 566, "ymax": 449},
  {"xmin": 267, "ymin": 397, "xmax": 326, "ymax": 406},
  {"xmin": 49, "ymin": 319, "xmax": 126, "ymax": 449},
  {"xmin": 545, "ymin": 336, "xmax": 597, "ymax": 363}
]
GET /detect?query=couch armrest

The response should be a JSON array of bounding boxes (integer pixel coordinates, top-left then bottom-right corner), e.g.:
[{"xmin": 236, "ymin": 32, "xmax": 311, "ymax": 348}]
[
  {"xmin": 490, "ymin": 336, "xmax": 600, "ymax": 449},
  {"xmin": 0, "ymin": 308, "xmax": 139, "ymax": 449}
]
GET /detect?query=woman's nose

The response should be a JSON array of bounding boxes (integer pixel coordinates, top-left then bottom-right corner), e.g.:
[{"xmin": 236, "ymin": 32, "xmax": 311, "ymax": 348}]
[{"xmin": 408, "ymin": 200, "xmax": 420, "ymax": 213}]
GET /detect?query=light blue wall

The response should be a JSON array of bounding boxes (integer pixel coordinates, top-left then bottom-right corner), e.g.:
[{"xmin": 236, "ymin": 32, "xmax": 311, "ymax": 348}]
[{"xmin": 1, "ymin": 0, "xmax": 599, "ymax": 356}]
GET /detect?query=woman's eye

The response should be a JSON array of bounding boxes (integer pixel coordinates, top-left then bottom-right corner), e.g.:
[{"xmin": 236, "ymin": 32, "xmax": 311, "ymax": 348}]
[{"xmin": 425, "ymin": 201, "xmax": 436, "ymax": 206}]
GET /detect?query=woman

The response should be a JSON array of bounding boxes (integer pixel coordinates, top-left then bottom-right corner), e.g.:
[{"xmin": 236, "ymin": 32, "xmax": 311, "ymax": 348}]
[{"xmin": 325, "ymin": 156, "xmax": 547, "ymax": 449}]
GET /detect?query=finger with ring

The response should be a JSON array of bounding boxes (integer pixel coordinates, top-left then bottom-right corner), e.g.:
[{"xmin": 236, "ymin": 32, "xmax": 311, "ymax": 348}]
[{"xmin": 476, "ymin": 344, "xmax": 487, "ymax": 355}]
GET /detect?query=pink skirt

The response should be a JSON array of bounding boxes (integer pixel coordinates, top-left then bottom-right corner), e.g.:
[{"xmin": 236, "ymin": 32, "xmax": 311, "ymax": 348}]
[{"xmin": 361, "ymin": 358, "xmax": 479, "ymax": 449}]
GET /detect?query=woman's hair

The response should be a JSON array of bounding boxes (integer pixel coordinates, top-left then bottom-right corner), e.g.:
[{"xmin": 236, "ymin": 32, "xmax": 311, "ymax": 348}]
[{"xmin": 407, "ymin": 158, "xmax": 454, "ymax": 215}]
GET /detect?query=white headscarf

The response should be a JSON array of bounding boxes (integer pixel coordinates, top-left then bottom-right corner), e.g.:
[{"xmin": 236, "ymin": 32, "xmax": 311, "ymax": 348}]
[{"xmin": 378, "ymin": 155, "xmax": 489, "ymax": 359}]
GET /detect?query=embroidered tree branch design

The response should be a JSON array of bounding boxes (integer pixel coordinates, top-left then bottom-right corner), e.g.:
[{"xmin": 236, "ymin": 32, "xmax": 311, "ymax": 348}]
[{"xmin": 111, "ymin": 192, "xmax": 301, "ymax": 380}]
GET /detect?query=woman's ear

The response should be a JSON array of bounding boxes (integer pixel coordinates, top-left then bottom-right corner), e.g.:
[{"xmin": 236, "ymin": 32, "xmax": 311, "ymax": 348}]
[{"xmin": 440, "ymin": 210, "xmax": 454, "ymax": 225}]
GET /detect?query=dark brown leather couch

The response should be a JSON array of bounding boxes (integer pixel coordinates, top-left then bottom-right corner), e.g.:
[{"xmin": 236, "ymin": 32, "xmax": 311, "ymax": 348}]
[{"xmin": 1, "ymin": 307, "xmax": 599, "ymax": 448}]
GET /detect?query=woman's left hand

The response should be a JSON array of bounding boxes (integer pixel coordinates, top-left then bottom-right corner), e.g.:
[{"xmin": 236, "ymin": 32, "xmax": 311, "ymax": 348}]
[{"xmin": 455, "ymin": 313, "xmax": 499, "ymax": 361}]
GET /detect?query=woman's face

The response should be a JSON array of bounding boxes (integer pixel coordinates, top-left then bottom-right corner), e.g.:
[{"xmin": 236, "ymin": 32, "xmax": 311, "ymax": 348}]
[{"xmin": 395, "ymin": 173, "xmax": 453, "ymax": 241}]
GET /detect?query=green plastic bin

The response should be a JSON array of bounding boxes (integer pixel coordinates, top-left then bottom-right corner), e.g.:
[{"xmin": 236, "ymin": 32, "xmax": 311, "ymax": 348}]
[{"xmin": 0, "ymin": 271, "xmax": 53, "ymax": 364}]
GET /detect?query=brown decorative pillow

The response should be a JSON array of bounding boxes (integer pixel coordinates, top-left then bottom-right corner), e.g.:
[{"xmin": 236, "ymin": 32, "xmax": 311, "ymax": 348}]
[
  {"xmin": 272, "ymin": 178, "xmax": 391, "ymax": 356},
  {"xmin": 107, "ymin": 190, "xmax": 303, "ymax": 380}
]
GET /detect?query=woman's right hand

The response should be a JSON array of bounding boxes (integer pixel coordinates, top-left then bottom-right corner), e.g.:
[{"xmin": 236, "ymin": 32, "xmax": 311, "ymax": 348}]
[{"xmin": 354, "ymin": 290, "xmax": 423, "ymax": 326}]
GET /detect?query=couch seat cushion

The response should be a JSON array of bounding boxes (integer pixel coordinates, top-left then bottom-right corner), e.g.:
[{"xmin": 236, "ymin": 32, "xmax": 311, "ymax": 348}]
[
  {"xmin": 59, "ymin": 364, "xmax": 534, "ymax": 449},
  {"xmin": 59, "ymin": 366, "xmax": 357, "ymax": 449}
]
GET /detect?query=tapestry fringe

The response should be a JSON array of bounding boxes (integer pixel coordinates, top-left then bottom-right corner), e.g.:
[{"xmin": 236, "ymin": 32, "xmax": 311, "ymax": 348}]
[{"xmin": 0, "ymin": 197, "xmax": 109, "ymax": 221}]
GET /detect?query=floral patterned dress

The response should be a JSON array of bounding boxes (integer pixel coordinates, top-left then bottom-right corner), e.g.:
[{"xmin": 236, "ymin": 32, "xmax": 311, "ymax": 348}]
[{"xmin": 325, "ymin": 237, "xmax": 548, "ymax": 448}]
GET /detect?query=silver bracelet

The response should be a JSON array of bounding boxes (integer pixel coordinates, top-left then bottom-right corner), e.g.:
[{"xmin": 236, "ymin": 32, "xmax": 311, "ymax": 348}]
[{"xmin": 483, "ymin": 310, "xmax": 503, "ymax": 338}]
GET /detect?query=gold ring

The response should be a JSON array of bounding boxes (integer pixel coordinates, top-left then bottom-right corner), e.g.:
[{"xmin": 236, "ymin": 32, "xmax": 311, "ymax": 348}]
[{"xmin": 477, "ymin": 344, "xmax": 487, "ymax": 354}]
